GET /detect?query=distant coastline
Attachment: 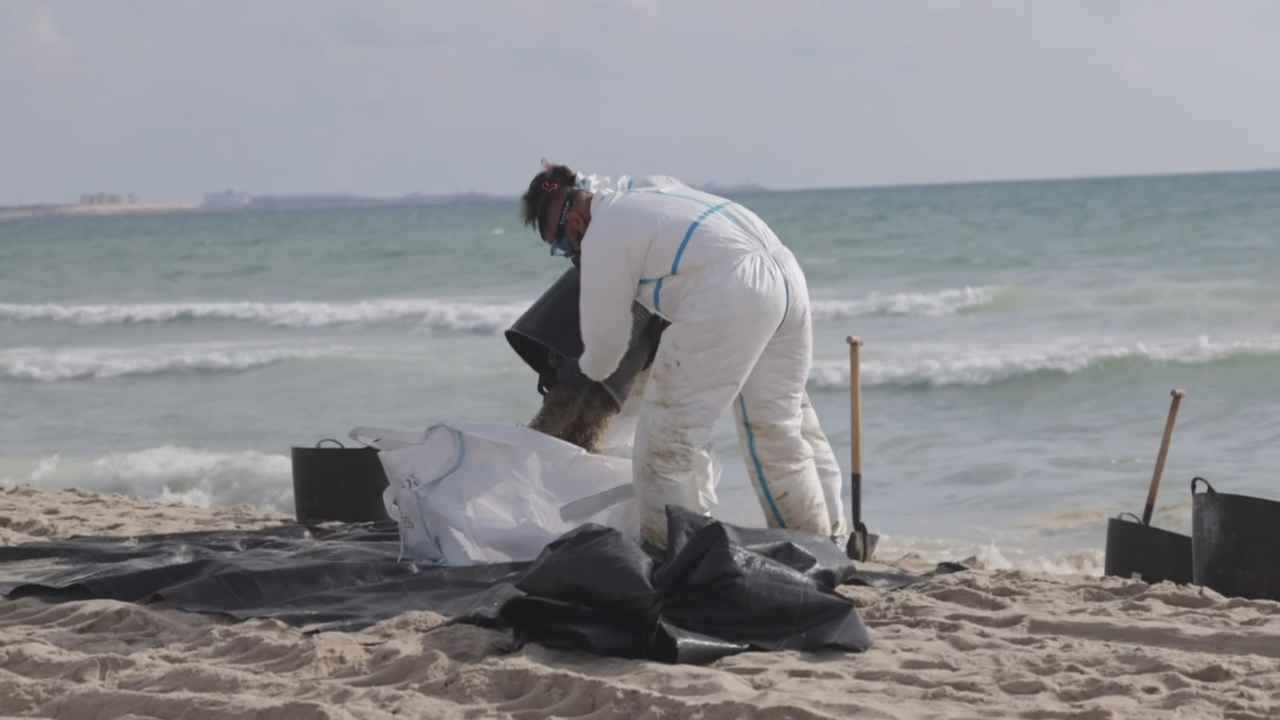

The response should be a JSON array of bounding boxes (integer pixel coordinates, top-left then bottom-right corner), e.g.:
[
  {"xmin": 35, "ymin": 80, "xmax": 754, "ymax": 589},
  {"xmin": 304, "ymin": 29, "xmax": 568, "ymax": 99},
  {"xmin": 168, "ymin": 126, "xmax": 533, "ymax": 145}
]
[
  {"xmin": 0, "ymin": 182, "xmax": 769, "ymax": 223},
  {"xmin": 0, "ymin": 201, "xmax": 199, "ymax": 222},
  {"xmin": 6, "ymin": 167, "xmax": 1279, "ymax": 223},
  {"xmin": 0, "ymin": 192, "xmax": 508, "ymax": 222}
]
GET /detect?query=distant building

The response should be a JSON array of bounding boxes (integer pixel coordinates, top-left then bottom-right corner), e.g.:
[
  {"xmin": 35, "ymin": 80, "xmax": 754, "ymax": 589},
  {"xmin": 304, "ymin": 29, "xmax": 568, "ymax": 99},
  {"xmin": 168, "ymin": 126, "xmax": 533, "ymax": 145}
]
[
  {"xmin": 202, "ymin": 190, "xmax": 252, "ymax": 210},
  {"xmin": 79, "ymin": 192, "xmax": 128, "ymax": 205}
]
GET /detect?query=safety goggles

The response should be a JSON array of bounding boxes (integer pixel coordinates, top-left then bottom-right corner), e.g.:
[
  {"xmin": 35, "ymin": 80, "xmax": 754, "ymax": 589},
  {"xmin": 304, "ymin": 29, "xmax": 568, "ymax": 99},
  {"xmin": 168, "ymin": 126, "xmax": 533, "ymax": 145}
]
[{"xmin": 543, "ymin": 190, "xmax": 579, "ymax": 258}]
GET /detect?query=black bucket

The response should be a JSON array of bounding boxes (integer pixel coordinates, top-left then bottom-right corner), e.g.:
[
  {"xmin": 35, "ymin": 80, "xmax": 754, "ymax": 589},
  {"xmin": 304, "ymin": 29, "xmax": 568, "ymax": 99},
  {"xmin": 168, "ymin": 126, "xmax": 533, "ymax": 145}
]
[
  {"xmin": 505, "ymin": 265, "xmax": 667, "ymax": 409},
  {"xmin": 290, "ymin": 439, "xmax": 391, "ymax": 524},
  {"xmin": 1191, "ymin": 477, "xmax": 1280, "ymax": 601},
  {"xmin": 1103, "ymin": 513, "xmax": 1193, "ymax": 585}
]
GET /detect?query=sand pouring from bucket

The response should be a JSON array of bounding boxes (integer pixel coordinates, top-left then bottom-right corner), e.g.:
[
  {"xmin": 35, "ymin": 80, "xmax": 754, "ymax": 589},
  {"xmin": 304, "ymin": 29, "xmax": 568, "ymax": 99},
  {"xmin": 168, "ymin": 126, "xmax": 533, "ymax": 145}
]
[
  {"xmin": 845, "ymin": 336, "xmax": 879, "ymax": 562},
  {"xmin": 1102, "ymin": 389, "xmax": 1193, "ymax": 585}
]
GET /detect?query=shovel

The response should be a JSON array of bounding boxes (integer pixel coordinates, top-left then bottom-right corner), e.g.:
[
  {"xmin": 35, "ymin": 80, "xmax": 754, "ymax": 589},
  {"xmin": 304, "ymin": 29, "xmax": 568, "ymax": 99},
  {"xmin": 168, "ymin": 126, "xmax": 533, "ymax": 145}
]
[
  {"xmin": 845, "ymin": 336, "xmax": 880, "ymax": 562},
  {"xmin": 1102, "ymin": 389, "xmax": 1193, "ymax": 584}
]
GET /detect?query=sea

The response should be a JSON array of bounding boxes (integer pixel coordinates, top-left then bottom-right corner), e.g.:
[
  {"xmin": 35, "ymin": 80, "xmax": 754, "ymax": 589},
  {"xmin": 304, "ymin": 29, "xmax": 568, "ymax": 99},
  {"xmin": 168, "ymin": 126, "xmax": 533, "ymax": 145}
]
[{"xmin": 2, "ymin": 169, "xmax": 1278, "ymax": 574}]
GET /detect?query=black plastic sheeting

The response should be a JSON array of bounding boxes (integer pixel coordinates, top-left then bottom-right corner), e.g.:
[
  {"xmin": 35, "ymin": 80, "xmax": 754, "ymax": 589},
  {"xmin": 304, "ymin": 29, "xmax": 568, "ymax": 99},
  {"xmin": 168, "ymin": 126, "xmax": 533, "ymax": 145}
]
[{"xmin": 0, "ymin": 505, "xmax": 965, "ymax": 664}]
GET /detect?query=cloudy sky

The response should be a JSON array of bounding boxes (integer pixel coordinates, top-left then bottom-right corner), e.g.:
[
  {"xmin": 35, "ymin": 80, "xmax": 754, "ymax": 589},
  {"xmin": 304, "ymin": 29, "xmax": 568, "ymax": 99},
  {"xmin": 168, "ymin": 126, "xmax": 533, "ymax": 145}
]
[{"xmin": 2, "ymin": 0, "xmax": 1278, "ymax": 204}]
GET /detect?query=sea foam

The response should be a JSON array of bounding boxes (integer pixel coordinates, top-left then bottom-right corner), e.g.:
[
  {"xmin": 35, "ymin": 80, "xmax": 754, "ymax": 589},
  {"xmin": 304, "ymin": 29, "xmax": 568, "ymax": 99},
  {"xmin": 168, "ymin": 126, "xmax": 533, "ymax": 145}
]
[
  {"xmin": 808, "ymin": 335, "xmax": 1280, "ymax": 389},
  {"xmin": 0, "ymin": 298, "xmax": 527, "ymax": 334},
  {"xmin": 0, "ymin": 343, "xmax": 351, "ymax": 382},
  {"xmin": 5, "ymin": 446, "xmax": 295, "ymax": 513},
  {"xmin": 810, "ymin": 286, "xmax": 999, "ymax": 319}
]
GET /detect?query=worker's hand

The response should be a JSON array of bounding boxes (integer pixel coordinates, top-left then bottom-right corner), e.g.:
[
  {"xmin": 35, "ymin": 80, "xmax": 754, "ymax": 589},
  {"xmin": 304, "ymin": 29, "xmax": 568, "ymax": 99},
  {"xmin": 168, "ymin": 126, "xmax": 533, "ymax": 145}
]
[{"xmin": 556, "ymin": 360, "xmax": 592, "ymax": 394}]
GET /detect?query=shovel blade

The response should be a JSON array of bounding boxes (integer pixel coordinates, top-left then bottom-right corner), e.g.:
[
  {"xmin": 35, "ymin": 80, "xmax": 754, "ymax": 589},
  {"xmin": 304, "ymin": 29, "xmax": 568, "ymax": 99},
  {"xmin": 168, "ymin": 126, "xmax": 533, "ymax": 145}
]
[
  {"xmin": 846, "ymin": 472, "xmax": 878, "ymax": 561},
  {"xmin": 846, "ymin": 524, "xmax": 879, "ymax": 562}
]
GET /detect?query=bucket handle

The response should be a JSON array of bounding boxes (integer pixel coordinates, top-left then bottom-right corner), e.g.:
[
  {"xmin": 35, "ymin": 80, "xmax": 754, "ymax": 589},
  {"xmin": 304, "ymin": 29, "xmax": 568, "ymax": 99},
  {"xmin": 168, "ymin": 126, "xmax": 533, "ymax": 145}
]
[
  {"xmin": 316, "ymin": 438, "xmax": 345, "ymax": 448},
  {"xmin": 1191, "ymin": 476, "xmax": 1216, "ymax": 495},
  {"xmin": 1116, "ymin": 511, "xmax": 1143, "ymax": 523}
]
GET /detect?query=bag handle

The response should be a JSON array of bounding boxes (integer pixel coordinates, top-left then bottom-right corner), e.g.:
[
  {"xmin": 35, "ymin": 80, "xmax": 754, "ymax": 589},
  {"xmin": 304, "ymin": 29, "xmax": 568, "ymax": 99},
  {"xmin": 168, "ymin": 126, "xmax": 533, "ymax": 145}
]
[
  {"xmin": 348, "ymin": 425, "xmax": 431, "ymax": 450},
  {"xmin": 417, "ymin": 425, "xmax": 467, "ymax": 490},
  {"xmin": 558, "ymin": 482, "xmax": 636, "ymax": 523}
]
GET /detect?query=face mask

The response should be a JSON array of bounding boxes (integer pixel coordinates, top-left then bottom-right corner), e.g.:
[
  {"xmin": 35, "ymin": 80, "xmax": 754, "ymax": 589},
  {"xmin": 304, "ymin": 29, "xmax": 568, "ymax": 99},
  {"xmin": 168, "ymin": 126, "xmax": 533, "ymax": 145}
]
[{"xmin": 549, "ymin": 236, "xmax": 575, "ymax": 258}]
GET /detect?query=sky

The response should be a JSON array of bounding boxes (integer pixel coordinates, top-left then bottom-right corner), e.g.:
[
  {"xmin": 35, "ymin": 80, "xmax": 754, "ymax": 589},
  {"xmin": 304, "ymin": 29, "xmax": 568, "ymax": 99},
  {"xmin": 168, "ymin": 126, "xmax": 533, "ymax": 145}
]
[{"xmin": 2, "ymin": 0, "xmax": 1279, "ymax": 205}]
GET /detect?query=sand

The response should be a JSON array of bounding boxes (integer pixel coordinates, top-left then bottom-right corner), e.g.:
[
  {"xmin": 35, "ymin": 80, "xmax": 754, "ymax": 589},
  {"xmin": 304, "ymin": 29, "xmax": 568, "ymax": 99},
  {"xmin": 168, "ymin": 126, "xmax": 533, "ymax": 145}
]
[
  {"xmin": 3, "ymin": 484, "xmax": 1278, "ymax": 720},
  {"xmin": 526, "ymin": 384, "xmax": 620, "ymax": 454}
]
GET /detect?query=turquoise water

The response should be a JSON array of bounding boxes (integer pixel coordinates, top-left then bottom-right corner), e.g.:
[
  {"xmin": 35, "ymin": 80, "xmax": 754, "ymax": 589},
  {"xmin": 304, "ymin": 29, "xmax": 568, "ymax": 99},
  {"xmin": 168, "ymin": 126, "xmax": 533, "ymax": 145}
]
[{"xmin": 2, "ymin": 169, "xmax": 1278, "ymax": 572}]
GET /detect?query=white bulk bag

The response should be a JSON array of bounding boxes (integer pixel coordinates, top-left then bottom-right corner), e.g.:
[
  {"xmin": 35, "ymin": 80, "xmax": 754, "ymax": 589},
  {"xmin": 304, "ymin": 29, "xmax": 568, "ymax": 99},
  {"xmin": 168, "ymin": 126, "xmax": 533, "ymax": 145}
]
[{"xmin": 349, "ymin": 421, "xmax": 641, "ymax": 566}]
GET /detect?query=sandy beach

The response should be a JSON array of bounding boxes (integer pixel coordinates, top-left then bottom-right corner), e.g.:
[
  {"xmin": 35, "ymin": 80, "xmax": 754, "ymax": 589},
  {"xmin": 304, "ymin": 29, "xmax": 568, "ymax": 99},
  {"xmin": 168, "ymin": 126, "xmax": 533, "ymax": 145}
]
[{"xmin": 1, "ymin": 484, "xmax": 1276, "ymax": 720}]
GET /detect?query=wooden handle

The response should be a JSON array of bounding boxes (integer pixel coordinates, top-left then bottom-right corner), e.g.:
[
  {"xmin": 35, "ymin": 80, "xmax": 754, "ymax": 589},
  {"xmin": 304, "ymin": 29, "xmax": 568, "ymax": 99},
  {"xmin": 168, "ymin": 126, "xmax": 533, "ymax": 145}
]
[
  {"xmin": 1142, "ymin": 388, "xmax": 1185, "ymax": 526},
  {"xmin": 847, "ymin": 336, "xmax": 862, "ymax": 475}
]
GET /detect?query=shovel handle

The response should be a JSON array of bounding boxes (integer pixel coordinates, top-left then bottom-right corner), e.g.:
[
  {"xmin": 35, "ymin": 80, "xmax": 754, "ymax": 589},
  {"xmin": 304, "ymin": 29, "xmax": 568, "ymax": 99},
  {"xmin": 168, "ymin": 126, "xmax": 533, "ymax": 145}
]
[
  {"xmin": 1142, "ymin": 389, "xmax": 1185, "ymax": 526},
  {"xmin": 848, "ymin": 336, "xmax": 863, "ymax": 526},
  {"xmin": 848, "ymin": 337, "xmax": 862, "ymax": 475}
]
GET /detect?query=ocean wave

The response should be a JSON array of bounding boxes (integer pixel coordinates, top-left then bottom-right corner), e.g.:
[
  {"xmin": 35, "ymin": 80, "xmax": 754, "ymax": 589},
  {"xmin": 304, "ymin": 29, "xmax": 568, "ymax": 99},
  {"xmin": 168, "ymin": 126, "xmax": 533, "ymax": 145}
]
[
  {"xmin": 808, "ymin": 336, "xmax": 1280, "ymax": 389},
  {"xmin": 810, "ymin": 286, "xmax": 998, "ymax": 319},
  {"xmin": 2, "ymin": 447, "xmax": 295, "ymax": 513},
  {"xmin": 863, "ymin": 532, "xmax": 1104, "ymax": 576},
  {"xmin": 0, "ymin": 288, "xmax": 991, "ymax": 334},
  {"xmin": 0, "ymin": 343, "xmax": 350, "ymax": 382},
  {"xmin": 0, "ymin": 298, "xmax": 529, "ymax": 334}
]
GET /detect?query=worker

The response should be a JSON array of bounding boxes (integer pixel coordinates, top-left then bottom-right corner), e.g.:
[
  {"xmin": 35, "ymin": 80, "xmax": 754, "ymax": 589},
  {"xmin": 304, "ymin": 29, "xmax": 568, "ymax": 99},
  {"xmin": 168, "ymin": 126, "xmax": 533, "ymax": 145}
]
[{"xmin": 519, "ymin": 160, "xmax": 847, "ymax": 549}]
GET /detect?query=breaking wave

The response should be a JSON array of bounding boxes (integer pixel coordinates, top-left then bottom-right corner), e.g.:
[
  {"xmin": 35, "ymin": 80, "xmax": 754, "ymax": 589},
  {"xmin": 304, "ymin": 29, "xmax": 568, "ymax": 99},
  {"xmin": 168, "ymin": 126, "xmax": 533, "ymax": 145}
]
[
  {"xmin": 808, "ymin": 336, "xmax": 1280, "ymax": 389},
  {"xmin": 2, "ymin": 447, "xmax": 295, "ymax": 513},
  {"xmin": 810, "ymin": 286, "xmax": 998, "ymax": 319},
  {"xmin": 0, "ymin": 298, "xmax": 528, "ymax": 334},
  {"xmin": 0, "ymin": 287, "xmax": 995, "ymax": 335},
  {"xmin": 0, "ymin": 343, "xmax": 352, "ymax": 382}
]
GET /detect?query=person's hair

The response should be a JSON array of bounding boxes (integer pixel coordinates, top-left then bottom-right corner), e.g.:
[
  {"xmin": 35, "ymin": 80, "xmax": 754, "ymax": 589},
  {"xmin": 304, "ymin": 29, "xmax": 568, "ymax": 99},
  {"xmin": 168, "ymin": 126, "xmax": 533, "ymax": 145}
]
[{"xmin": 520, "ymin": 160, "xmax": 578, "ymax": 231}]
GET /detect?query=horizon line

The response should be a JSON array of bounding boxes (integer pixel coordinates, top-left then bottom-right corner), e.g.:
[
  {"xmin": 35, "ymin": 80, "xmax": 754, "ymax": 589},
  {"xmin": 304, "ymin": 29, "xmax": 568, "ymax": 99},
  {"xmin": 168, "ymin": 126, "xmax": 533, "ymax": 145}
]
[
  {"xmin": 5, "ymin": 164, "xmax": 1278, "ymax": 211},
  {"xmin": 225, "ymin": 163, "xmax": 1280, "ymax": 200}
]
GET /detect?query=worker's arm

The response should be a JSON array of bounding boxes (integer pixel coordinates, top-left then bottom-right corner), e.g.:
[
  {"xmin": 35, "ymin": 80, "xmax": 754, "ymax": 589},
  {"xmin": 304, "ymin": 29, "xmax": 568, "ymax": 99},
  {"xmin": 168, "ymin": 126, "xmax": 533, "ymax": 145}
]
[{"xmin": 576, "ymin": 197, "xmax": 653, "ymax": 382}]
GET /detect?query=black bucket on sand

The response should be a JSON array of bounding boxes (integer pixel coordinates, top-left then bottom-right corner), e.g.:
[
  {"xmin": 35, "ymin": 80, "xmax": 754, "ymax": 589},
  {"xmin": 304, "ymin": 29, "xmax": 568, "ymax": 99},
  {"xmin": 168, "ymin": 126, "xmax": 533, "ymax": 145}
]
[
  {"xmin": 1103, "ymin": 514, "xmax": 1193, "ymax": 585},
  {"xmin": 1192, "ymin": 477, "xmax": 1280, "ymax": 602},
  {"xmin": 505, "ymin": 265, "xmax": 668, "ymax": 410},
  {"xmin": 1102, "ymin": 389, "xmax": 1193, "ymax": 585},
  {"xmin": 290, "ymin": 439, "xmax": 390, "ymax": 524}
]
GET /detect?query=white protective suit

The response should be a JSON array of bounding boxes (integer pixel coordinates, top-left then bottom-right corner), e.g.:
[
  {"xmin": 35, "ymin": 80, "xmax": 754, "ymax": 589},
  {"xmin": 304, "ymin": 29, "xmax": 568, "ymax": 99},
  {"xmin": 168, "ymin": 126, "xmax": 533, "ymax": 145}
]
[{"xmin": 568, "ymin": 170, "xmax": 848, "ymax": 547}]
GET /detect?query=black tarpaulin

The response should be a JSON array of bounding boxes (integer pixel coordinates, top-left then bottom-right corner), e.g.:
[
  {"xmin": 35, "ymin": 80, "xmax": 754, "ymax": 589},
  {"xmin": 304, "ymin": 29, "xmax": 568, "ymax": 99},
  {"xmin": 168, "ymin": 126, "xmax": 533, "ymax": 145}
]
[{"xmin": 0, "ymin": 504, "xmax": 965, "ymax": 664}]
